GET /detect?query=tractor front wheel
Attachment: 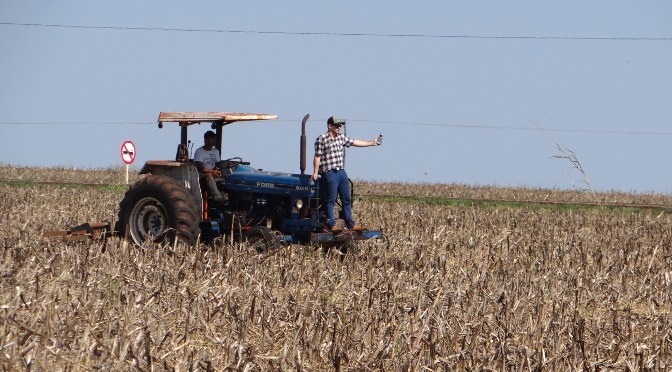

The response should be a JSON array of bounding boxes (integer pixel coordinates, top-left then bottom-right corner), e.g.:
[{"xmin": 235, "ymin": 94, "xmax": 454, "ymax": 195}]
[
  {"xmin": 245, "ymin": 226, "xmax": 281, "ymax": 253},
  {"xmin": 116, "ymin": 175, "xmax": 200, "ymax": 246}
]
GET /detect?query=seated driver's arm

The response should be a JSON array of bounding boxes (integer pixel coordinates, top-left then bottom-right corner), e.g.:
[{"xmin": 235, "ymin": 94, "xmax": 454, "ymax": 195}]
[
  {"xmin": 196, "ymin": 162, "xmax": 221, "ymax": 177},
  {"xmin": 194, "ymin": 161, "xmax": 207, "ymax": 174}
]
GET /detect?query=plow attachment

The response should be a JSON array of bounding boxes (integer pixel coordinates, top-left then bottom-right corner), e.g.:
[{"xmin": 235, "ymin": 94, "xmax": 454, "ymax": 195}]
[
  {"xmin": 43, "ymin": 222, "xmax": 113, "ymax": 243},
  {"xmin": 310, "ymin": 229, "xmax": 384, "ymax": 244}
]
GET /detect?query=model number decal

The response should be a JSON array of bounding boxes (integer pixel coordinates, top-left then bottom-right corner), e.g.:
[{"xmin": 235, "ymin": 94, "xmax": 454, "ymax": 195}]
[{"xmin": 254, "ymin": 182, "xmax": 310, "ymax": 191}]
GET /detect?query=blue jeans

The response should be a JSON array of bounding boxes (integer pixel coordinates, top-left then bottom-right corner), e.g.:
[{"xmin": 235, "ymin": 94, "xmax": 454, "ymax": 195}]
[{"xmin": 321, "ymin": 169, "xmax": 355, "ymax": 229}]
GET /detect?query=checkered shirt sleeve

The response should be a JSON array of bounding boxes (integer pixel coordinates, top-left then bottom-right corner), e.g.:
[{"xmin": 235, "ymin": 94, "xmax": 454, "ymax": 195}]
[{"xmin": 314, "ymin": 133, "xmax": 354, "ymax": 173}]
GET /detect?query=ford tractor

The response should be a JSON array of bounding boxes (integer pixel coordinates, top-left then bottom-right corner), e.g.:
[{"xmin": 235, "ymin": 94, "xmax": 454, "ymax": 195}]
[{"xmin": 110, "ymin": 112, "xmax": 384, "ymax": 252}]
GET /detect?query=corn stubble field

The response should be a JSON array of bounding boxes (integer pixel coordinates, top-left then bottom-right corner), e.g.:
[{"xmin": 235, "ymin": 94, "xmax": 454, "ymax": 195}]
[{"xmin": 1, "ymin": 166, "xmax": 672, "ymax": 370}]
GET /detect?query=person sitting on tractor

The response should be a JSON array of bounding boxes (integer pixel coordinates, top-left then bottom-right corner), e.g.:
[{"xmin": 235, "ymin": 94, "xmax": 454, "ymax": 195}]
[{"xmin": 194, "ymin": 130, "xmax": 228, "ymax": 205}]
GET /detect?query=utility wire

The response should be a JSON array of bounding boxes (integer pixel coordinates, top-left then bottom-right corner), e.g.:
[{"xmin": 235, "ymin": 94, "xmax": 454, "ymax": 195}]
[
  {"xmin": 2, "ymin": 120, "xmax": 670, "ymax": 136},
  {"xmin": 352, "ymin": 119, "xmax": 672, "ymax": 136},
  {"xmin": 0, "ymin": 121, "xmax": 152, "ymax": 125},
  {"xmin": 1, "ymin": 22, "xmax": 670, "ymax": 41}
]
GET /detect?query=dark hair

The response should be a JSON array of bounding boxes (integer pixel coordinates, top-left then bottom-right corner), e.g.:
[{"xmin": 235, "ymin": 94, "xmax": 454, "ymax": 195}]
[{"xmin": 204, "ymin": 130, "xmax": 216, "ymax": 139}]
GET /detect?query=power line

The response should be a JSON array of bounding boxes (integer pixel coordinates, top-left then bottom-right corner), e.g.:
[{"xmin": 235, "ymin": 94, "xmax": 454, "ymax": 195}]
[
  {"xmin": 1, "ymin": 21, "xmax": 670, "ymax": 41},
  {"xmin": 353, "ymin": 119, "xmax": 672, "ymax": 136},
  {"xmin": 3, "ymin": 120, "xmax": 670, "ymax": 136},
  {"xmin": 0, "ymin": 121, "xmax": 152, "ymax": 125}
]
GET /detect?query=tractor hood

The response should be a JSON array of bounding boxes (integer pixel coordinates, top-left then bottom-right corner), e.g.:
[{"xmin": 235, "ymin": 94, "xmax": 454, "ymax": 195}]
[{"xmin": 226, "ymin": 165, "xmax": 314, "ymax": 196}]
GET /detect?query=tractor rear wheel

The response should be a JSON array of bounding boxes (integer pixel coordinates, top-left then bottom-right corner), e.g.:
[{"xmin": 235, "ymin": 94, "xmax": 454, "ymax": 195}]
[
  {"xmin": 116, "ymin": 175, "xmax": 200, "ymax": 246},
  {"xmin": 245, "ymin": 226, "xmax": 280, "ymax": 253}
]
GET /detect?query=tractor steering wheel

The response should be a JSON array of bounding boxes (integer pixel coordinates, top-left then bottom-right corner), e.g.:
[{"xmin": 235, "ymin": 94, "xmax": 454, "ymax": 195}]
[{"xmin": 218, "ymin": 157, "xmax": 243, "ymax": 170}]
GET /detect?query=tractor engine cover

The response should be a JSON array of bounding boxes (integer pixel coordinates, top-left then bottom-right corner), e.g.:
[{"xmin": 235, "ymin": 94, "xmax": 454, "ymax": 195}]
[{"xmin": 225, "ymin": 166, "xmax": 314, "ymax": 196}]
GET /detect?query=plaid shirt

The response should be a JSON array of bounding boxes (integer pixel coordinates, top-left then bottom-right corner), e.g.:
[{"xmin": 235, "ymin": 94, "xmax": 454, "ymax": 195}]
[{"xmin": 315, "ymin": 132, "xmax": 354, "ymax": 174}]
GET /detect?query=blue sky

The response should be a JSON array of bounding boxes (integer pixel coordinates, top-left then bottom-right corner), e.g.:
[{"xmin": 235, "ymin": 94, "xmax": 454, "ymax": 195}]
[{"xmin": 1, "ymin": 1, "xmax": 671, "ymax": 193}]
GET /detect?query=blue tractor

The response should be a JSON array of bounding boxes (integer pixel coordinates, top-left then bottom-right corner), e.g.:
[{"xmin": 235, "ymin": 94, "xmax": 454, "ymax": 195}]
[{"xmin": 114, "ymin": 112, "xmax": 384, "ymax": 252}]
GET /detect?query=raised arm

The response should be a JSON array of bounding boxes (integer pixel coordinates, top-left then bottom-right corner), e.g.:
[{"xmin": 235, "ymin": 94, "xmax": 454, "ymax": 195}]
[{"xmin": 351, "ymin": 139, "xmax": 380, "ymax": 147}]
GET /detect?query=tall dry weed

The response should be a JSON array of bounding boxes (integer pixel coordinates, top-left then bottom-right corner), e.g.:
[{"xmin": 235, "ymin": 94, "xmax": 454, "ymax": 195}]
[{"xmin": 1, "ymin": 167, "xmax": 671, "ymax": 369}]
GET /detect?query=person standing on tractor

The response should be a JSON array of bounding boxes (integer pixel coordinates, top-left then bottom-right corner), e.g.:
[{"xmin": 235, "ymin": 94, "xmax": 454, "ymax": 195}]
[
  {"xmin": 312, "ymin": 116, "xmax": 381, "ymax": 233},
  {"xmin": 194, "ymin": 130, "xmax": 228, "ymax": 205}
]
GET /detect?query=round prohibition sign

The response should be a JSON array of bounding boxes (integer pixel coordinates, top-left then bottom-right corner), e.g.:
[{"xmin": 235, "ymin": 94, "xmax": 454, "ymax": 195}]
[{"xmin": 121, "ymin": 140, "xmax": 136, "ymax": 165}]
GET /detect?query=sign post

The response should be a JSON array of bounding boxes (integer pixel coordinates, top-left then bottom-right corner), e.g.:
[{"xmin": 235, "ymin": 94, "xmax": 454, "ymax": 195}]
[{"xmin": 120, "ymin": 140, "xmax": 136, "ymax": 184}]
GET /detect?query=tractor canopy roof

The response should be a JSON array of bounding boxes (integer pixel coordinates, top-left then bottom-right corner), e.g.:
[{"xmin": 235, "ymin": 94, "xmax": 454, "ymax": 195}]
[
  {"xmin": 158, "ymin": 112, "xmax": 278, "ymax": 127},
  {"xmin": 157, "ymin": 112, "xmax": 278, "ymax": 155}
]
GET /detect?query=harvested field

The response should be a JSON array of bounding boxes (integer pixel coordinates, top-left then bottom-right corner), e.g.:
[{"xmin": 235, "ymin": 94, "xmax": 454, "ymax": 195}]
[{"xmin": 1, "ymin": 166, "xmax": 671, "ymax": 370}]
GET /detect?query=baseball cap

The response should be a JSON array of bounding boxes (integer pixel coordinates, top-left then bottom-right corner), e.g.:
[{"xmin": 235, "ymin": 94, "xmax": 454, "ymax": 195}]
[{"xmin": 327, "ymin": 116, "xmax": 346, "ymax": 126}]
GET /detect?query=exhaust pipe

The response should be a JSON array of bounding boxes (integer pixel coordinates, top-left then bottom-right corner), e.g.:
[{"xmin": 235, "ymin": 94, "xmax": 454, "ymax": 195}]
[{"xmin": 300, "ymin": 114, "xmax": 309, "ymax": 175}]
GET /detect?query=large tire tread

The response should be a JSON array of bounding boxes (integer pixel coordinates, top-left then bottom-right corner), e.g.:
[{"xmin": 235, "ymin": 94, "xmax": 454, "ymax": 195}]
[{"xmin": 116, "ymin": 175, "xmax": 200, "ymax": 246}]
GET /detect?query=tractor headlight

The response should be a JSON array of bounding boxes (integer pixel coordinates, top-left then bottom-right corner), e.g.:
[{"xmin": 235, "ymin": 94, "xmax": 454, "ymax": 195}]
[{"xmin": 295, "ymin": 198, "xmax": 304, "ymax": 210}]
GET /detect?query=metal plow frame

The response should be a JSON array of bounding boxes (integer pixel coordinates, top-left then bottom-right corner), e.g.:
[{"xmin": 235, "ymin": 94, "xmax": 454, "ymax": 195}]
[{"xmin": 43, "ymin": 222, "xmax": 112, "ymax": 243}]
